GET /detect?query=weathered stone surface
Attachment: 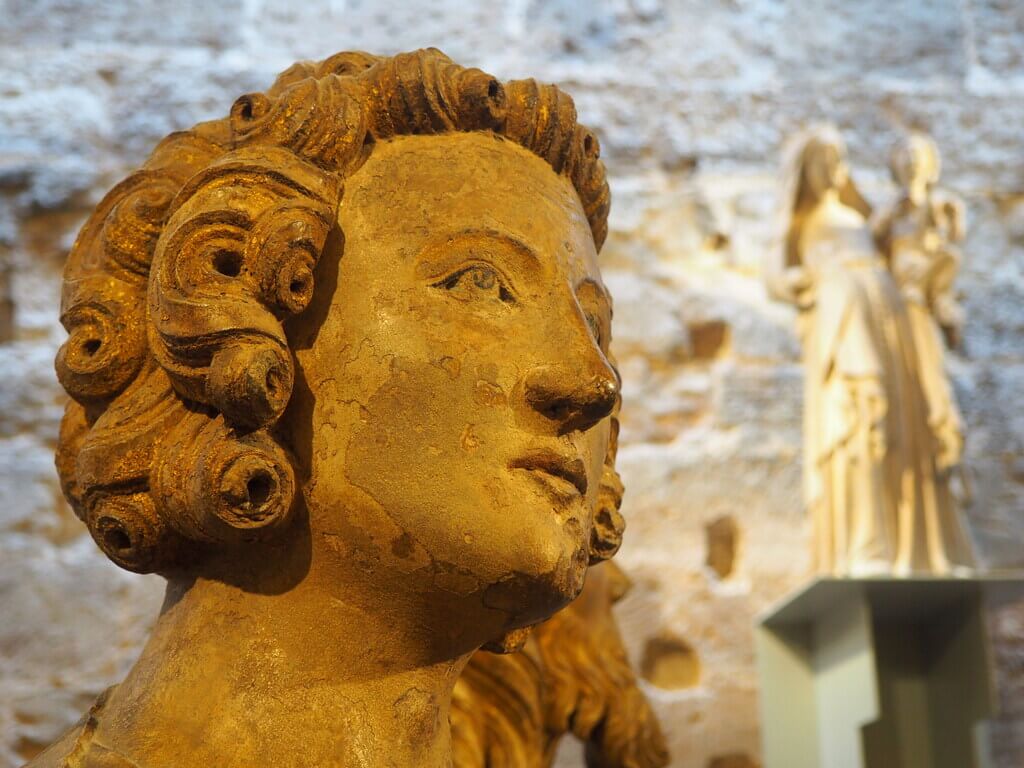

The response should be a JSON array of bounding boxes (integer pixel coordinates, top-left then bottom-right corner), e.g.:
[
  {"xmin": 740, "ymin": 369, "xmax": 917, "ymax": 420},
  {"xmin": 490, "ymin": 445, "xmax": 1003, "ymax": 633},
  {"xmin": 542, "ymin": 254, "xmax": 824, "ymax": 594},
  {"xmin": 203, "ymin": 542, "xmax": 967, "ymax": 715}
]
[
  {"xmin": 0, "ymin": 1, "xmax": 1022, "ymax": 767},
  {"xmin": 0, "ymin": 0, "xmax": 246, "ymax": 49},
  {"xmin": 0, "ymin": 537, "xmax": 163, "ymax": 766},
  {"xmin": 0, "ymin": 344, "xmax": 64, "ymax": 438},
  {"xmin": 777, "ymin": 0, "xmax": 968, "ymax": 85},
  {"xmin": 712, "ymin": 363, "xmax": 802, "ymax": 432},
  {"xmin": 0, "ymin": 436, "xmax": 70, "ymax": 540},
  {"xmin": 968, "ymin": 0, "xmax": 1024, "ymax": 83}
]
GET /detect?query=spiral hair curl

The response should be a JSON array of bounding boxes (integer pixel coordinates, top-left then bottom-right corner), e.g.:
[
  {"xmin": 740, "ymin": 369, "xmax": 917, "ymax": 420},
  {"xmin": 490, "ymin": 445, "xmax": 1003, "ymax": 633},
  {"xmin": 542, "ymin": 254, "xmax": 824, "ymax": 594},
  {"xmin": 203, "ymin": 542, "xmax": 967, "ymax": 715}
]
[{"xmin": 55, "ymin": 48, "xmax": 612, "ymax": 574}]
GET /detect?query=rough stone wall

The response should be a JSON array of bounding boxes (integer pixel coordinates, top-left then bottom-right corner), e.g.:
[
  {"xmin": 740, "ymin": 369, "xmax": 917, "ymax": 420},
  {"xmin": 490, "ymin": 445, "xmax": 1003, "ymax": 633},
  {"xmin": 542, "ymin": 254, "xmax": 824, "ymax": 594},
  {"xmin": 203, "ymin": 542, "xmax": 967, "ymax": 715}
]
[{"xmin": 1, "ymin": 1, "xmax": 1023, "ymax": 767}]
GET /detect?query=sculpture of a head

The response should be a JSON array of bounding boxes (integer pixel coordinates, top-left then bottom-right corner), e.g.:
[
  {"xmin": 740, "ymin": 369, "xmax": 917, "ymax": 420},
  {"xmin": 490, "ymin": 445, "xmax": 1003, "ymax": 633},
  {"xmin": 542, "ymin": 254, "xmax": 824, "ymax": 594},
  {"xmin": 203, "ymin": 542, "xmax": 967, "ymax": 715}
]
[
  {"xmin": 777, "ymin": 125, "xmax": 871, "ymax": 266},
  {"xmin": 890, "ymin": 132, "xmax": 941, "ymax": 196},
  {"xmin": 54, "ymin": 49, "xmax": 621, "ymax": 646},
  {"xmin": 795, "ymin": 126, "xmax": 850, "ymax": 201}
]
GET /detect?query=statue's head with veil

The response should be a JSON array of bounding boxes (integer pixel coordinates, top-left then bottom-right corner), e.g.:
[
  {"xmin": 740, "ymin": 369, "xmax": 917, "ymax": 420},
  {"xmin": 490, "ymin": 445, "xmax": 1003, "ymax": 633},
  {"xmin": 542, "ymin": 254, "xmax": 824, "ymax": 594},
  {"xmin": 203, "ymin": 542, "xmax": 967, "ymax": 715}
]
[
  {"xmin": 775, "ymin": 125, "xmax": 873, "ymax": 271},
  {"xmin": 39, "ymin": 48, "xmax": 623, "ymax": 768}
]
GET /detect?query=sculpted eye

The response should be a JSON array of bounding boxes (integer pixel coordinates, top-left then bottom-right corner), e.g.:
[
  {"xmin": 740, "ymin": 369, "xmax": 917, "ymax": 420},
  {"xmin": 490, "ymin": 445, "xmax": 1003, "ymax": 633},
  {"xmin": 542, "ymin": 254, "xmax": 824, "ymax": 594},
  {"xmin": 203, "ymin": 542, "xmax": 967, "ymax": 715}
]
[
  {"xmin": 435, "ymin": 264, "xmax": 516, "ymax": 304},
  {"xmin": 575, "ymin": 279, "xmax": 612, "ymax": 353}
]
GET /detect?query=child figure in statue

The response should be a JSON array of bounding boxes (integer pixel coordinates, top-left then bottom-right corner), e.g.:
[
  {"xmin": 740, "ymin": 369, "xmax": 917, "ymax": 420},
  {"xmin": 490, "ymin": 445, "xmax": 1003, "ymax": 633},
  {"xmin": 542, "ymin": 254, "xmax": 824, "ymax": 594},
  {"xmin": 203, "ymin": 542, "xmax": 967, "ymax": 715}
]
[
  {"xmin": 32, "ymin": 49, "xmax": 622, "ymax": 768},
  {"xmin": 874, "ymin": 135, "xmax": 974, "ymax": 558},
  {"xmin": 769, "ymin": 125, "xmax": 973, "ymax": 577}
]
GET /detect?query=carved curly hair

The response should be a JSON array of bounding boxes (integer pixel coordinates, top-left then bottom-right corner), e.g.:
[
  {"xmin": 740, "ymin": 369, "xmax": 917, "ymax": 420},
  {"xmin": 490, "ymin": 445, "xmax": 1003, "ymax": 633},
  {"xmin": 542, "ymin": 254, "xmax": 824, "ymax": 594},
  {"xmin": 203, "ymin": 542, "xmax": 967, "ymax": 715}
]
[
  {"xmin": 54, "ymin": 49, "xmax": 615, "ymax": 574},
  {"xmin": 450, "ymin": 561, "xmax": 669, "ymax": 768}
]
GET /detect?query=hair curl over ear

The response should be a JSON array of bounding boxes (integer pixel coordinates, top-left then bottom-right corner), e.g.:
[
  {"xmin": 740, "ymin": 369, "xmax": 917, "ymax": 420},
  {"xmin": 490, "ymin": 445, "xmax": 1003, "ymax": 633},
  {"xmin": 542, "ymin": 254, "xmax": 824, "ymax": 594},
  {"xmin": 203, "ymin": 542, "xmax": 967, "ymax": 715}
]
[
  {"xmin": 451, "ymin": 563, "xmax": 669, "ymax": 768},
  {"xmin": 590, "ymin": 396, "xmax": 625, "ymax": 564},
  {"xmin": 55, "ymin": 48, "xmax": 613, "ymax": 574}
]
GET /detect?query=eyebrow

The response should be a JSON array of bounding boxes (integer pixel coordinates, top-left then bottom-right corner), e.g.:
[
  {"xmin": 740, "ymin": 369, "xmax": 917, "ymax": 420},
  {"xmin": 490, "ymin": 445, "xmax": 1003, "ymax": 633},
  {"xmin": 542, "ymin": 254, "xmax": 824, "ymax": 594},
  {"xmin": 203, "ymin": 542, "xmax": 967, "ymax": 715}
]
[{"xmin": 414, "ymin": 228, "xmax": 545, "ymax": 278}]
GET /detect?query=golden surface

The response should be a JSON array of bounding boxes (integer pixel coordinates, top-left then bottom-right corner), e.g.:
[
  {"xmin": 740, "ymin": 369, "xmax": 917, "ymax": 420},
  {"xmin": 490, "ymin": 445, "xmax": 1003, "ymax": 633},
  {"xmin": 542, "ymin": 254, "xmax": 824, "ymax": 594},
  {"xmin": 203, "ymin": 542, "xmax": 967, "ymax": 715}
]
[{"xmin": 30, "ymin": 49, "xmax": 665, "ymax": 767}]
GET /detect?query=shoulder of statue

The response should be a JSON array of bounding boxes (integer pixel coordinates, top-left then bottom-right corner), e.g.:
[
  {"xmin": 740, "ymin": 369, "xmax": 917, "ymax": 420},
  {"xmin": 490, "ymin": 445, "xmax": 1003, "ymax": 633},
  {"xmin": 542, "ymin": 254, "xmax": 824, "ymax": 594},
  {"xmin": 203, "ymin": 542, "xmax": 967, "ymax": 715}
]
[
  {"xmin": 24, "ymin": 687, "xmax": 140, "ymax": 768},
  {"xmin": 884, "ymin": 195, "xmax": 915, "ymax": 219}
]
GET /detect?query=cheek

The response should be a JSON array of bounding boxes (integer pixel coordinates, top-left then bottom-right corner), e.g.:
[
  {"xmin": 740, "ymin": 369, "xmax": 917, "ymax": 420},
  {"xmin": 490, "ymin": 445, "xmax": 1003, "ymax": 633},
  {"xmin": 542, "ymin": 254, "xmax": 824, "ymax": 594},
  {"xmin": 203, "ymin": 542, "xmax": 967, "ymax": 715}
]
[
  {"xmin": 339, "ymin": 353, "xmax": 516, "ymax": 564},
  {"xmin": 345, "ymin": 359, "xmax": 483, "ymax": 495}
]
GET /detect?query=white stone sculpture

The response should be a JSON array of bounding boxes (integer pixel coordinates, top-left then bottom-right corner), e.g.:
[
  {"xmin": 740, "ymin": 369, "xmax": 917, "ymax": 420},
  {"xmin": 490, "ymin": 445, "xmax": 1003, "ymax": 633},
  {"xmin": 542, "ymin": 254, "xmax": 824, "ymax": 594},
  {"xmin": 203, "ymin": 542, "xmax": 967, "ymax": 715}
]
[
  {"xmin": 874, "ymin": 132, "xmax": 974, "ymax": 557},
  {"xmin": 768, "ymin": 125, "xmax": 974, "ymax": 577}
]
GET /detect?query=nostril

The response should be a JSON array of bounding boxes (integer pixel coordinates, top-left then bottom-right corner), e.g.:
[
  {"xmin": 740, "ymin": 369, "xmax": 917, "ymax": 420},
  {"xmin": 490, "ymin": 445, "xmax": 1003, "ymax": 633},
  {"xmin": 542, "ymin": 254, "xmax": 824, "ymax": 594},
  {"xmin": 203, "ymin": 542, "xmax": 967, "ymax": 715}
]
[
  {"xmin": 525, "ymin": 380, "xmax": 571, "ymax": 421},
  {"xmin": 524, "ymin": 372, "xmax": 618, "ymax": 435},
  {"xmin": 539, "ymin": 398, "xmax": 575, "ymax": 423}
]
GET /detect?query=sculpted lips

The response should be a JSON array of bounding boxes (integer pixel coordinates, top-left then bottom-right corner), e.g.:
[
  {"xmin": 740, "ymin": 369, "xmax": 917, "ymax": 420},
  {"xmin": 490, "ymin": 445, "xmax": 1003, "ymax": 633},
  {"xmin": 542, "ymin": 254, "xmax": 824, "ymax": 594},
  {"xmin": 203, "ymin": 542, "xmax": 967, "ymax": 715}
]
[{"xmin": 510, "ymin": 451, "xmax": 588, "ymax": 498}]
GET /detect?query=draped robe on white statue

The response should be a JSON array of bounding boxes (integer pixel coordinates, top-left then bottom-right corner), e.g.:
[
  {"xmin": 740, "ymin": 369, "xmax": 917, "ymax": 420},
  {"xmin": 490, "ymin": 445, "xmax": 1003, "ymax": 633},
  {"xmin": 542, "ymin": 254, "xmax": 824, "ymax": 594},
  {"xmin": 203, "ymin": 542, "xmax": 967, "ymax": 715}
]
[{"xmin": 790, "ymin": 199, "xmax": 972, "ymax": 575}]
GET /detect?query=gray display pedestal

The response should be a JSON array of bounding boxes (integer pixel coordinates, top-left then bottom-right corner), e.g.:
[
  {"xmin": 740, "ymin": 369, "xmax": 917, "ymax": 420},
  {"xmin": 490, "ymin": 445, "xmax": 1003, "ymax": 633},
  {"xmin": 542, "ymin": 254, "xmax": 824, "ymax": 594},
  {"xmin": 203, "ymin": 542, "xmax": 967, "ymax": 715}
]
[{"xmin": 755, "ymin": 575, "xmax": 1024, "ymax": 768}]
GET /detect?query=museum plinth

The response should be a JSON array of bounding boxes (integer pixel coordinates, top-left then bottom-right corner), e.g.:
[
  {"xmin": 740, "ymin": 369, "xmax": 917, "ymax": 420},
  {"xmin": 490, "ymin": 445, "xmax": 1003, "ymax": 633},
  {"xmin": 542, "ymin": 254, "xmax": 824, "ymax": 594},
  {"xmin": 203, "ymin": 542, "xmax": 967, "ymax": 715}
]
[{"xmin": 755, "ymin": 575, "xmax": 1024, "ymax": 768}]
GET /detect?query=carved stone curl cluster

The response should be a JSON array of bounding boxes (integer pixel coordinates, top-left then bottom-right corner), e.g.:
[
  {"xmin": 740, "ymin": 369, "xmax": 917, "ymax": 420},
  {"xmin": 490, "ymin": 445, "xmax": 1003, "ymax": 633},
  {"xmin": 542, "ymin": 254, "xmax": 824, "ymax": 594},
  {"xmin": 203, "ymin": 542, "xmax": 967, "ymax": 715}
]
[
  {"xmin": 54, "ymin": 49, "xmax": 614, "ymax": 574},
  {"xmin": 590, "ymin": 401, "xmax": 625, "ymax": 564}
]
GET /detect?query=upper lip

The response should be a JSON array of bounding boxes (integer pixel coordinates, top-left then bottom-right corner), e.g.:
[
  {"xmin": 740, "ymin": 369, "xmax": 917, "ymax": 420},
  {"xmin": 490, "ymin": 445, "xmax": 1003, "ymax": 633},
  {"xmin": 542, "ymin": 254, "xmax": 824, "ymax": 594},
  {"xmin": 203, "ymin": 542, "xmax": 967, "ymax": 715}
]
[{"xmin": 510, "ymin": 451, "xmax": 589, "ymax": 497}]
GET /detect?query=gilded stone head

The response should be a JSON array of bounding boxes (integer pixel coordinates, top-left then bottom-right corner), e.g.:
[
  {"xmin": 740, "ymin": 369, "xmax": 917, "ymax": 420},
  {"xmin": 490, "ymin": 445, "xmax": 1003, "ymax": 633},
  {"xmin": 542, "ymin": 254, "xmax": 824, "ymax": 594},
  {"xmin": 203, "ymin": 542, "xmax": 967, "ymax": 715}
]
[{"xmin": 54, "ymin": 49, "xmax": 622, "ymax": 642}]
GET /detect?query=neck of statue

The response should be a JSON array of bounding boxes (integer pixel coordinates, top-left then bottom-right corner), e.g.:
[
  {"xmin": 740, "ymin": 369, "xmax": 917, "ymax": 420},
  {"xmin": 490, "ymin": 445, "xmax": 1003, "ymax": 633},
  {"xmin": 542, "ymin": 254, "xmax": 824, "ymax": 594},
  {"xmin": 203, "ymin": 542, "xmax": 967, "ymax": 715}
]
[
  {"xmin": 908, "ymin": 181, "xmax": 929, "ymax": 206},
  {"xmin": 818, "ymin": 187, "xmax": 841, "ymax": 207},
  {"xmin": 91, "ymin": 524, "xmax": 474, "ymax": 768}
]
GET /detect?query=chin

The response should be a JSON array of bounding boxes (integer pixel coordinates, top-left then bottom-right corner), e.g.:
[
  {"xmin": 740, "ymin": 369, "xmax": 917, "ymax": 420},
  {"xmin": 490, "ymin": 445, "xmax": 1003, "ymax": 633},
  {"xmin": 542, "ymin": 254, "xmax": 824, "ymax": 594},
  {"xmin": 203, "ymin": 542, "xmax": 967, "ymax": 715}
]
[{"xmin": 482, "ymin": 526, "xmax": 590, "ymax": 629}]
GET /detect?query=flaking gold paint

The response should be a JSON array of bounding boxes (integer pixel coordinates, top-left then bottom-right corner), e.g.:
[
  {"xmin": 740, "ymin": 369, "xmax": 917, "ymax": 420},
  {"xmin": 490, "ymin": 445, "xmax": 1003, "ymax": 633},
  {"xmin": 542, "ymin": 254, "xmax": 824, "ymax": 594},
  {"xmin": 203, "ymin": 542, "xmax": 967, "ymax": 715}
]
[{"xmin": 30, "ymin": 49, "xmax": 658, "ymax": 768}]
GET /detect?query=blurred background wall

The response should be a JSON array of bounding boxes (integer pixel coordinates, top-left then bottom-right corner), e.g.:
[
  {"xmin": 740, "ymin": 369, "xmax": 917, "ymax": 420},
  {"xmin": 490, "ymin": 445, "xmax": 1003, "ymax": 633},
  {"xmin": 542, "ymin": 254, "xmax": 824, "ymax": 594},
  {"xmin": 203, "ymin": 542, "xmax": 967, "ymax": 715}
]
[{"xmin": 2, "ymin": 1, "xmax": 1023, "ymax": 766}]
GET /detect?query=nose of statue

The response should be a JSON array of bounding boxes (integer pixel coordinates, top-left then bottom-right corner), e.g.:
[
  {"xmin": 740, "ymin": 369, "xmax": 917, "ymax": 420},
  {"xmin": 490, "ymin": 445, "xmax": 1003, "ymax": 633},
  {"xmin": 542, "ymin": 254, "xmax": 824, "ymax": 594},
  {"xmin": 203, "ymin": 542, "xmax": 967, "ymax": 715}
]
[{"xmin": 521, "ymin": 359, "xmax": 618, "ymax": 435}]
